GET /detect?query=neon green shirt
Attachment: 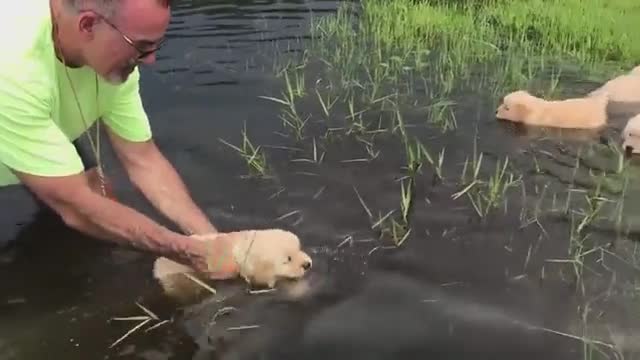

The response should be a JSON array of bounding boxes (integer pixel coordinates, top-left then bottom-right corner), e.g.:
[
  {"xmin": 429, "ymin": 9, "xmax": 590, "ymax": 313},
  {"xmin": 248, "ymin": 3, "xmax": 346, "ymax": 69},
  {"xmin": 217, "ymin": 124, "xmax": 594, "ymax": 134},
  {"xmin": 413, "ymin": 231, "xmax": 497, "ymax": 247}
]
[{"xmin": 0, "ymin": 0, "xmax": 152, "ymax": 187}]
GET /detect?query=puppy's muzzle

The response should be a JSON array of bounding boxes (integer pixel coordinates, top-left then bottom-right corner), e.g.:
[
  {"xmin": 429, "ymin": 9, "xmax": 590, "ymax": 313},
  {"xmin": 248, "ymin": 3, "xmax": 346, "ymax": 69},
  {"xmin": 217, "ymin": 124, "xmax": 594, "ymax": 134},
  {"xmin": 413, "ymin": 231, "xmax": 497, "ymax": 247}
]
[{"xmin": 302, "ymin": 260, "xmax": 312, "ymax": 270}]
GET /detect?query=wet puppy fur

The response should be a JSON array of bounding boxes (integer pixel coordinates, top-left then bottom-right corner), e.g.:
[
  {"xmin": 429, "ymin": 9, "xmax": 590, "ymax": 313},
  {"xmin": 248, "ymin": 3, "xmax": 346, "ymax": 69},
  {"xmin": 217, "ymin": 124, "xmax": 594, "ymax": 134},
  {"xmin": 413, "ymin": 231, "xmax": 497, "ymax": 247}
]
[
  {"xmin": 152, "ymin": 229, "xmax": 312, "ymax": 302},
  {"xmin": 589, "ymin": 65, "xmax": 640, "ymax": 103},
  {"xmin": 623, "ymin": 113, "xmax": 640, "ymax": 155},
  {"xmin": 495, "ymin": 90, "xmax": 609, "ymax": 130}
]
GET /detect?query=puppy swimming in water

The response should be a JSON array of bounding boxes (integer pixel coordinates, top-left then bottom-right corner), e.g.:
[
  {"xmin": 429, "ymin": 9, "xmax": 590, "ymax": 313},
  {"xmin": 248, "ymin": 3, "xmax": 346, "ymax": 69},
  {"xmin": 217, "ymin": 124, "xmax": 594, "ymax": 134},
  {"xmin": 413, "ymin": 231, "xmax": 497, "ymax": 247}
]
[
  {"xmin": 496, "ymin": 90, "xmax": 609, "ymax": 130},
  {"xmin": 231, "ymin": 229, "xmax": 312, "ymax": 288},
  {"xmin": 153, "ymin": 229, "xmax": 313, "ymax": 301}
]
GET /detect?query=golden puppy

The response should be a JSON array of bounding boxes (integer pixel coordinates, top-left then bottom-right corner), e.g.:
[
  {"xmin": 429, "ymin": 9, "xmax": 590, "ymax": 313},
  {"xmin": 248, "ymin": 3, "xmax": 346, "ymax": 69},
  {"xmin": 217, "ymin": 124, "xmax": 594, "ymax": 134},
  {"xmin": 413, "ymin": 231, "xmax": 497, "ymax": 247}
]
[
  {"xmin": 231, "ymin": 229, "xmax": 312, "ymax": 288},
  {"xmin": 153, "ymin": 229, "xmax": 312, "ymax": 300},
  {"xmin": 622, "ymin": 113, "xmax": 640, "ymax": 155},
  {"xmin": 589, "ymin": 65, "xmax": 640, "ymax": 103},
  {"xmin": 495, "ymin": 90, "xmax": 609, "ymax": 129}
]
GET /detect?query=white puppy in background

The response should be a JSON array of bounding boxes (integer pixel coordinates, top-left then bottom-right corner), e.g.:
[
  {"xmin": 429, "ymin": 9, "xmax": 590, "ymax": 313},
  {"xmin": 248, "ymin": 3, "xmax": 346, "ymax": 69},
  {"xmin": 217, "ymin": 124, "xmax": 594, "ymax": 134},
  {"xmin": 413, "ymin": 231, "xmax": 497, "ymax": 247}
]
[{"xmin": 622, "ymin": 113, "xmax": 640, "ymax": 155}]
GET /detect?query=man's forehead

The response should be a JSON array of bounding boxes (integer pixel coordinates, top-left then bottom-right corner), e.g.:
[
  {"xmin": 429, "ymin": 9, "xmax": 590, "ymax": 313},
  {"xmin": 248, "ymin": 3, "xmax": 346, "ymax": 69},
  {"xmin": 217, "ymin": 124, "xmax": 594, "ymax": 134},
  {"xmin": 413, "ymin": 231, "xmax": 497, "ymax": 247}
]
[{"xmin": 115, "ymin": 0, "xmax": 170, "ymax": 42}]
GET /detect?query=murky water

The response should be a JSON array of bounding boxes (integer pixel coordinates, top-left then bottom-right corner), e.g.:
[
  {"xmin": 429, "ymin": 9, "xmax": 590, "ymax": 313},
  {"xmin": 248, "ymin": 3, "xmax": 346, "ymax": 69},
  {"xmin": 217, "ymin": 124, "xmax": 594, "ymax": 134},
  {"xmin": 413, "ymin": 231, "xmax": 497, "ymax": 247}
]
[{"xmin": 3, "ymin": 0, "xmax": 640, "ymax": 359}]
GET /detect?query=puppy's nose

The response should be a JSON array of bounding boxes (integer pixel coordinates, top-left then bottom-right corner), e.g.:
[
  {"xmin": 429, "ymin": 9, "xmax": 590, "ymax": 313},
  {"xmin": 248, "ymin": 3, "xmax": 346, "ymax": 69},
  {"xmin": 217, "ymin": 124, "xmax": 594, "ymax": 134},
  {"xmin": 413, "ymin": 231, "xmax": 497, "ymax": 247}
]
[{"xmin": 302, "ymin": 260, "xmax": 311, "ymax": 270}]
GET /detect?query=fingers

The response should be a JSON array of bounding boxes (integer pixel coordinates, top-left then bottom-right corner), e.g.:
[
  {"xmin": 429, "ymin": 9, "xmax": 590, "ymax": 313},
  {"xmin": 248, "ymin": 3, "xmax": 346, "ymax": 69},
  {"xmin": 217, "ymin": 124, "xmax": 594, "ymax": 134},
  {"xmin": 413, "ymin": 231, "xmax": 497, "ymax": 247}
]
[{"xmin": 189, "ymin": 232, "xmax": 221, "ymax": 241}]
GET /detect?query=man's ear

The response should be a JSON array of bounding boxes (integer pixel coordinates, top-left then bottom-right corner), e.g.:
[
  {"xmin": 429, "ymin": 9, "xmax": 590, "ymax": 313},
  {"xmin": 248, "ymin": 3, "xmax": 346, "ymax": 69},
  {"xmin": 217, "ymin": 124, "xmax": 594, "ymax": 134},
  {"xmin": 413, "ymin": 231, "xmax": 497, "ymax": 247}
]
[{"xmin": 77, "ymin": 12, "xmax": 99, "ymax": 39}]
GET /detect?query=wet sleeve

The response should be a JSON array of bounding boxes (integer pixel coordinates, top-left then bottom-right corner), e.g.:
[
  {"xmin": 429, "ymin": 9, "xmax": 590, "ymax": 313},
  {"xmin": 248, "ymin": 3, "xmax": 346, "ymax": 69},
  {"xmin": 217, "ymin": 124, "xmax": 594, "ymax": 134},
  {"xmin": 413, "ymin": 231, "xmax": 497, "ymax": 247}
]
[
  {"xmin": 0, "ymin": 66, "xmax": 84, "ymax": 178},
  {"xmin": 102, "ymin": 68, "xmax": 153, "ymax": 142}
]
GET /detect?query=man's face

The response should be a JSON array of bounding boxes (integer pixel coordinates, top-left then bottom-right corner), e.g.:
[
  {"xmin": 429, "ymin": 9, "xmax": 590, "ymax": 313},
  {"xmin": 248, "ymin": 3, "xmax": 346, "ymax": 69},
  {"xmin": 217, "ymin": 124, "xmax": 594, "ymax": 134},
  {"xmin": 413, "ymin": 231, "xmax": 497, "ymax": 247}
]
[{"xmin": 76, "ymin": 0, "xmax": 170, "ymax": 85}]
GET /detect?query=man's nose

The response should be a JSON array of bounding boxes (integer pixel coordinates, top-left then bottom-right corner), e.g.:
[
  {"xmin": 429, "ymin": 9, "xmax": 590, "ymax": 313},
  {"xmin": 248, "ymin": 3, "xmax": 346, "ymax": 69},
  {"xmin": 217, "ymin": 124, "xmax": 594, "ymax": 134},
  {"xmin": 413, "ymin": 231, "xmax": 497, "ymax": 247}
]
[{"xmin": 139, "ymin": 53, "xmax": 156, "ymax": 65}]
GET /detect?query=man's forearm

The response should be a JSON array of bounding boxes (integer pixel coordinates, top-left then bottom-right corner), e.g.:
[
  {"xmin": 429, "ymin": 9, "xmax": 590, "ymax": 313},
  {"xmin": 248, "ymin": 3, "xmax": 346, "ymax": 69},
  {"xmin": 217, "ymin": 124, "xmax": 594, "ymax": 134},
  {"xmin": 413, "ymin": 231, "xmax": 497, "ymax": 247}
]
[
  {"xmin": 61, "ymin": 189, "xmax": 202, "ymax": 265},
  {"xmin": 128, "ymin": 151, "xmax": 217, "ymax": 236}
]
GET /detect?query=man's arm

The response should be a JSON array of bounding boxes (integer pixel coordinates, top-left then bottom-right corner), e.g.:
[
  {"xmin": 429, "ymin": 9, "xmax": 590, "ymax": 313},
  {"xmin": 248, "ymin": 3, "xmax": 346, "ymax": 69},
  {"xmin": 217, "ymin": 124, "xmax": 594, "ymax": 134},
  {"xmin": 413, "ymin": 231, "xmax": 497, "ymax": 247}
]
[
  {"xmin": 0, "ymin": 62, "xmax": 234, "ymax": 277},
  {"xmin": 99, "ymin": 68, "xmax": 217, "ymax": 236},
  {"xmin": 15, "ymin": 169, "xmax": 212, "ymax": 270},
  {"xmin": 105, "ymin": 126, "xmax": 218, "ymax": 236}
]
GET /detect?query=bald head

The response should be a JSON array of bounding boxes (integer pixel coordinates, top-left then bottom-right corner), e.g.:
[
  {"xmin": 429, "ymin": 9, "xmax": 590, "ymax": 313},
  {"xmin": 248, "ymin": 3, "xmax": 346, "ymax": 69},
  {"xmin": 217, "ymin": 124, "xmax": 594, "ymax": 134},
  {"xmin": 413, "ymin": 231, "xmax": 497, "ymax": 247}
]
[
  {"xmin": 54, "ymin": 0, "xmax": 172, "ymax": 84},
  {"xmin": 64, "ymin": 0, "xmax": 173, "ymax": 18}
]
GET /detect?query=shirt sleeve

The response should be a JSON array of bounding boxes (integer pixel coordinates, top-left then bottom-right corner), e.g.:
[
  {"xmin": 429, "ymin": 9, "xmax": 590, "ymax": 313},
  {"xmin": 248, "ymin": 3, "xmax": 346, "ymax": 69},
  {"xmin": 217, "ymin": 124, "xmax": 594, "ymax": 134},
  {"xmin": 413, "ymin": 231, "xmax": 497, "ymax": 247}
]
[
  {"xmin": 102, "ymin": 68, "xmax": 153, "ymax": 142},
  {"xmin": 0, "ymin": 66, "xmax": 84, "ymax": 178}
]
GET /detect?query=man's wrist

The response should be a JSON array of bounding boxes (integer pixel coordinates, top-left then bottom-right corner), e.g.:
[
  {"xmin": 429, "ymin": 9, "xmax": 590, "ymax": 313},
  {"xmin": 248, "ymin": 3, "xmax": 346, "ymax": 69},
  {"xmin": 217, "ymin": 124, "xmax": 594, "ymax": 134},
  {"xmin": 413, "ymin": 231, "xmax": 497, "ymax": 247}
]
[
  {"xmin": 179, "ymin": 220, "xmax": 218, "ymax": 237},
  {"xmin": 160, "ymin": 230, "xmax": 203, "ymax": 265},
  {"xmin": 188, "ymin": 232, "xmax": 239, "ymax": 276}
]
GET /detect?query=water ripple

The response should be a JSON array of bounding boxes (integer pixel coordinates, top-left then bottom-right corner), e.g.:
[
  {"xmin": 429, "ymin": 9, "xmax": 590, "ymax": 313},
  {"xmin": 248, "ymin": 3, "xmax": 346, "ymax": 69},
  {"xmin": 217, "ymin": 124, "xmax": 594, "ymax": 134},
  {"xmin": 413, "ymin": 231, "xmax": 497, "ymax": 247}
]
[{"xmin": 149, "ymin": 0, "xmax": 341, "ymax": 88}]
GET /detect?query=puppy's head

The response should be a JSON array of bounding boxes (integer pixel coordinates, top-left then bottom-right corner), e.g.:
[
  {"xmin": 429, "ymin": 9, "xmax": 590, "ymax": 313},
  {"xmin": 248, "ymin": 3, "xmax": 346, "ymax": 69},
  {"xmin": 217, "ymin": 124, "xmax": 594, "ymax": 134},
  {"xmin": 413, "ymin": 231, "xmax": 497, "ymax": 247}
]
[
  {"xmin": 235, "ymin": 229, "xmax": 312, "ymax": 287},
  {"xmin": 496, "ymin": 90, "xmax": 536, "ymax": 122},
  {"xmin": 260, "ymin": 230, "xmax": 312, "ymax": 280},
  {"xmin": 623, "ymin": 114, "xmax": 640, "ymax": 155}
]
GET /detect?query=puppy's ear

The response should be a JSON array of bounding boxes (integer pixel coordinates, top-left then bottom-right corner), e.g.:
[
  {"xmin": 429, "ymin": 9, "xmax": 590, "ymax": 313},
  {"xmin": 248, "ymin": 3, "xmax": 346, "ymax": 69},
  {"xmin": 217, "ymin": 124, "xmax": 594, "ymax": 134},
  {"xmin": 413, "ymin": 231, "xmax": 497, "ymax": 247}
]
[
  {"xmin": 515, "ymin": 101, "xmax": 529, "ymax": 111},
  {"xmin": 510, "ymin": 98, "xmax": 530, "ymax": 117}
]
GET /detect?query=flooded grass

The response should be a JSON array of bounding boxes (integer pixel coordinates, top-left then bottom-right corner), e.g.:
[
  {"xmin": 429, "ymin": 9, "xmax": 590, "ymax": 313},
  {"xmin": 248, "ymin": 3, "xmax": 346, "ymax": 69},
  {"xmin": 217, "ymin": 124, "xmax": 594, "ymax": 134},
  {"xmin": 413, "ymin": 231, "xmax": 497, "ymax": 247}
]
[
  {"xmin": 309, "ymin": 0, "xmax": 639, "ymax": 104},
  {"xmin": 219, "ymin": 121, "xmax": 270, "ymax": 178},
  {"xmin": 223, "ymin": 0, "xmax": 640, "ymax": 358}
]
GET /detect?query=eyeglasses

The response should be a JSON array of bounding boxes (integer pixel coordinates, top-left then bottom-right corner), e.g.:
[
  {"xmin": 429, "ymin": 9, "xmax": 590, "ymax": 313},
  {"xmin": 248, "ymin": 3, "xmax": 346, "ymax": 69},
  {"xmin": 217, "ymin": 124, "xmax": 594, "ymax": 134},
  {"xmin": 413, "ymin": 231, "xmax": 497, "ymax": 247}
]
[{"xmin": 88, "ymin": 10, "xmax": 167, "ymax": 60}]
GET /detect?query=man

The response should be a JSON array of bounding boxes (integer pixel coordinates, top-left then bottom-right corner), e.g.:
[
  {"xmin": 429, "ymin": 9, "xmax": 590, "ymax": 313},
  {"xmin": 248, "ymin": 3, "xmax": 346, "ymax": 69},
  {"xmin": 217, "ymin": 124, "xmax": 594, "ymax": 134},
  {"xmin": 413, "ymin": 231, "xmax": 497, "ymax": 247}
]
[{"xmin": 0, "ymin": 0, "xmax": 239, "ymax": 279}]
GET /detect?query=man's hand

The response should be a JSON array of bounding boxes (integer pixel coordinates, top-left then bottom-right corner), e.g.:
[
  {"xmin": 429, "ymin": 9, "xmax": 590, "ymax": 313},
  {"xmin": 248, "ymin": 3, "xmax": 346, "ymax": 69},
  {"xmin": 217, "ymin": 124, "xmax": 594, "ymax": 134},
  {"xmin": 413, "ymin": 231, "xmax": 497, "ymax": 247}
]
[
  {"xmin": 187, "ymin": 233, "xmax": 240, "ymax": 279},
  {"xmin": 105, "ymin": 126, "xmax": 217, "ymax": 236}
]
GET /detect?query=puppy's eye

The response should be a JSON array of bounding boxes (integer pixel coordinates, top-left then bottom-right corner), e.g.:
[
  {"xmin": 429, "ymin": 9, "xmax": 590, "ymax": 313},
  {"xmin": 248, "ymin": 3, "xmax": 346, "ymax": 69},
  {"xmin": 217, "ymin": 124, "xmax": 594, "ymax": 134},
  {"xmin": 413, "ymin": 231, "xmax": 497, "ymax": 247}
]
[{"xmin": 287, "ymin": 256, "xmax": 292, "ymax": 262}]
